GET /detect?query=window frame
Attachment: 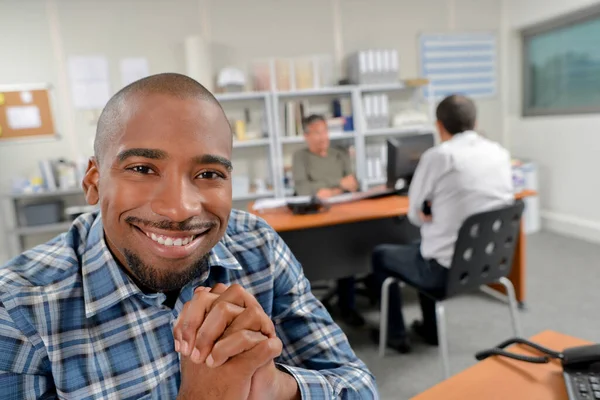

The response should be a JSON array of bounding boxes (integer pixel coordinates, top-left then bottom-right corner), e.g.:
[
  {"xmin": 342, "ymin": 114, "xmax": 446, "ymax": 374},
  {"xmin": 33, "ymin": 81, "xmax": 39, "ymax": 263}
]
[{"xmin": 522, "ymin": 4, "xmax": 600, "ymax": 117}]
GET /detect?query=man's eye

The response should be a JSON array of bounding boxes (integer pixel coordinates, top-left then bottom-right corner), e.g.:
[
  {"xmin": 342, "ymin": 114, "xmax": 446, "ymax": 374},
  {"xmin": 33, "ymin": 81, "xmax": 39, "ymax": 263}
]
[
  {"xmin": 128, "ymin": 166, "xmax": 155, "ymax": 175},
  {"xmin": 197, "ymin": 171, "xmax": 223, "ymax": 180}
]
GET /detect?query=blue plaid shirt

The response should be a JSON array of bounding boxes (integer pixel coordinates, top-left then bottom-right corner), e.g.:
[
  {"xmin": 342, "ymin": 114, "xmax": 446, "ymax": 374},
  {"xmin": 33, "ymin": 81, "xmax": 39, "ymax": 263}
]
[{"xmin": 0, "ymin": 210, "xmax": 377, "ymax": 399}]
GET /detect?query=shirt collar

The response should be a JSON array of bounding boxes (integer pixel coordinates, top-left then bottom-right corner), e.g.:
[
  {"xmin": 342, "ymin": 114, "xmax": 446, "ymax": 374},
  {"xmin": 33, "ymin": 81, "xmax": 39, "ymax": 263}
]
[
  {"xmin": 452, "ymin": 130, "xmax": 478, "ymax": 139},
  {"xmin": 81, "ymin": 213, "xmax": 242, "ymax": 318}
]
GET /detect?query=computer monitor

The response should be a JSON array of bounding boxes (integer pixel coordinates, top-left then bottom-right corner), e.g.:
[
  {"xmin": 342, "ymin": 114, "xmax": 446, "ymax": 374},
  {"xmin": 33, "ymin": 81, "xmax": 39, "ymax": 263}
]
[{"xmin": 386, "ymin": 133, "xmax": 435, "ymax": 191}]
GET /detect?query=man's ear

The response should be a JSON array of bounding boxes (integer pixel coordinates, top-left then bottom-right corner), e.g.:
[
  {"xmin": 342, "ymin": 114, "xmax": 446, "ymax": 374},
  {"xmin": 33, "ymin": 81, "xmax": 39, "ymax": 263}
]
[{"xmin": 82, "ymin": 157, "xmax": 100, "ymax": 206}]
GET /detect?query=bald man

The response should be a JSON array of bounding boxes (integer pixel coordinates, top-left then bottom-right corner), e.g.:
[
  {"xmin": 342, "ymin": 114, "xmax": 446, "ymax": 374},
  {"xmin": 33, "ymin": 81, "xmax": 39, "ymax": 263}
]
[{"xmin": 0, "ymin": 73, "xmax": 377, "ymax": 399}]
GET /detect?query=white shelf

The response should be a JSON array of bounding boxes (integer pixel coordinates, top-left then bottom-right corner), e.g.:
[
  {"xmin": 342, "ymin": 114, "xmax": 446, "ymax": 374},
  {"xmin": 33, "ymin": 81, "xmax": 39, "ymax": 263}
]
[
  {"xmin": 358, "ymin": 82, "xmax": 407, "ymax": 93},
  {"xmin": 366, "ymin": 177, "xmax": 387, "ymax": 186},
  {"xmin": 364, "ymin": 125, "xmax": 433, "ymax": 138},
  {"xmin": 232, "ymin": 191, "xmax": 274, "ymax": 202},
  {"xmin": 233, "ymin": 138, "xmax": 271, "ymax": 149},
  {"xmin": 216, "ymin": 92, "xmax": 268, "ymax": 102},
  {"xmin": 16, "ymin": 222, "xmax": 72, "ymax": 236},
  {"xmin": 329, "ymin": 132, "xmax": 356, "ymax": 141},
  {"xmin": 280, "ymin": 136, "xmax": 305, "ymax": 144},
  {"xmin": 277, "ymin": 86, "xmax": 354, "ymax": 98},
  {"xmin": 280, "ymin": 132, "xmax": 355, "ymax": 144},
  {"xmin": 5, "ymin": 188, "xmax": 83, "ymax": 200}
]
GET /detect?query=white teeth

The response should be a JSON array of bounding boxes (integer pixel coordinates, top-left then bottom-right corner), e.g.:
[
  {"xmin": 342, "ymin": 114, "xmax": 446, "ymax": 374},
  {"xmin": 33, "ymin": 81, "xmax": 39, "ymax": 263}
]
[{"xmin": 145, "ymin": 232, "xmax": 196, "ymax": 247}]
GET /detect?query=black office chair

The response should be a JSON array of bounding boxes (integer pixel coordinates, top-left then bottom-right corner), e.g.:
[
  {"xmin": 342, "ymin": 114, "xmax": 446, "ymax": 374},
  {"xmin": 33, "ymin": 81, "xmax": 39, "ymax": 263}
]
[{"xmin": 379, "ymin": 200, "xmax": 525, "ymax": 379}]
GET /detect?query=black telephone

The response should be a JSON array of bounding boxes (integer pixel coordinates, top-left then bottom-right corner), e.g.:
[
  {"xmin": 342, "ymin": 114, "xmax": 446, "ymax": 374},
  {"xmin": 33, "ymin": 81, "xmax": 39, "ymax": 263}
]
[
  {"xmin": 476, "ymin": 338, "xmax": 600, "ymax": 399},
  {"xmin": 286, "ymin": 197, "xmax": 329, "ymax": 215}
]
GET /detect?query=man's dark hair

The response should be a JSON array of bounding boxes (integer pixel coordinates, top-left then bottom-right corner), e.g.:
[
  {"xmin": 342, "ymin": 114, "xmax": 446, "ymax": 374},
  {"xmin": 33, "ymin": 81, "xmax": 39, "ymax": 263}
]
[
  {"xmin": 94, "ymin": 73, "xmax": 225, "ymax": 162},
  {"xmin": 302, "ymin": 114, "xmax": 326, "ymax": 133},
  {"xmin": 435, "ymin": 94, "xmax": 477, "ymax": 135}
]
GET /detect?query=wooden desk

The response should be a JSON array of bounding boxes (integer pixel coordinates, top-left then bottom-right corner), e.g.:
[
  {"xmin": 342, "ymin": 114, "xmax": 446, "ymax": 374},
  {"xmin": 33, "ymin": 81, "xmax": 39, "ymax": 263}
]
[
  {"xmin": 257, "ymin": 195, "xmax": 410, "ymax": 232},
  {"xmin": 412, "ymin": 330, "xmax": 590, "ymax": 400},
  {"xmin": 252, "ymin": 190, "xmax": 536, "ymax": 304},
  {"xmin": 256, "ymin": 190, "xmax": 536, "ymax": 232}
]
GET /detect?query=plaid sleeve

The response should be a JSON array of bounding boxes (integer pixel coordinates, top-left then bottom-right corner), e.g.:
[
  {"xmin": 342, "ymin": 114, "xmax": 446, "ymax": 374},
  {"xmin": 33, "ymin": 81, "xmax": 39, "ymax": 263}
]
[
  {"xmin": 270, "ymin": 233, "xmax": 379, "ymax": 400},
  {"xmin": 0, "ymin": 302, "xmax": 56, "ymax": 400}
]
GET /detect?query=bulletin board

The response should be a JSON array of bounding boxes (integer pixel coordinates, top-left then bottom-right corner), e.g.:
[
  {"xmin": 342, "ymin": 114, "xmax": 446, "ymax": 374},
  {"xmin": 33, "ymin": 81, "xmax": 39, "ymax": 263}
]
[{"xmin": 0, "ymin": 86, "xmax": 56, "ymax": 141}]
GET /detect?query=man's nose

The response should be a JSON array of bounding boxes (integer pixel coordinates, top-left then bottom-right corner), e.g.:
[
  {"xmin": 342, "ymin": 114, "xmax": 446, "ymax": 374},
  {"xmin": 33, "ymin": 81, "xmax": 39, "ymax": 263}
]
[{"xmin": 150, "ymin": 177, "xmax": 203, "ymax": 222}]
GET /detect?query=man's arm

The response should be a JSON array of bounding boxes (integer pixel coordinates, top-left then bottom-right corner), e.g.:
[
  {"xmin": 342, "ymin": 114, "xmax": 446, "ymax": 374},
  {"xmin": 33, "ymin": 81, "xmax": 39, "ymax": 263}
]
[
  {"xmin": 269, "ymin": 234, "xmax": 378, "ymax": 399},
  {"xmin": 291, "ymin": 152, "xmax": 330, "ymax": 196},
  {"xmin": 0, "ymin": 302, "xmax": 56, "ymax": 400},
  {"xmin": 339, "ymin": 149, "xmax": 359, "ymax": 192},
  {"xmin": 407, "ymin": 149, "xmax": 450, "ymax": 226}
]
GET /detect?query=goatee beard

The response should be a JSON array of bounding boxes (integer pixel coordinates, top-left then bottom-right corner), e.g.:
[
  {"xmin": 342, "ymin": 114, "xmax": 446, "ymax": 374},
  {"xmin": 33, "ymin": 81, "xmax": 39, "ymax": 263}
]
[{"xmin": 123, "ymin": 249, "xmax": 209, "ymax": 292}]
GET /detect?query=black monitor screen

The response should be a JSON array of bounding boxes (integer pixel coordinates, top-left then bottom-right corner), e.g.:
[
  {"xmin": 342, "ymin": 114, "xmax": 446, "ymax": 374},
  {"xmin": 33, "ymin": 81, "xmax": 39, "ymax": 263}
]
[{"xmin": 386, "ymin": 133, "xmax": 435, "ymax": 190}]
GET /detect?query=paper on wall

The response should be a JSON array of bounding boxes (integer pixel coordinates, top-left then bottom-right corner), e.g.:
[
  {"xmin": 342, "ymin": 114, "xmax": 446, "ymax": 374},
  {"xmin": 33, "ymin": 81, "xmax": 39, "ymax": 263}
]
[
  {"xmin": 6, "ymin": 106, "xmax": 42, "ymax": 129},
  {"xmin": 67, "ymin": 56, "xmax": 111, "ymax": 110},
  {"xmin": 120, "ymin": 57, "xmax": 150, "ymax": 87}
]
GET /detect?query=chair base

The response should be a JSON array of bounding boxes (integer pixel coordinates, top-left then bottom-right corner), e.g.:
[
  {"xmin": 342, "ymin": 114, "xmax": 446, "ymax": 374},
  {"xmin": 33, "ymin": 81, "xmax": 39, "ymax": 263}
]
[{"xmin": 379, "ymin": 276, "xmax": 522, "ymax": 381}]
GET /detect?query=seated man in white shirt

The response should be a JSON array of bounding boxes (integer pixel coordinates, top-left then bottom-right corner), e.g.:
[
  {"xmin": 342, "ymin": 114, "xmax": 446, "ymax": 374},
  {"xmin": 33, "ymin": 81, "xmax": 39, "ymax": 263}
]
[{"xmin": 371, "ymin": 94, "xmax": 513, "ymax": 353}]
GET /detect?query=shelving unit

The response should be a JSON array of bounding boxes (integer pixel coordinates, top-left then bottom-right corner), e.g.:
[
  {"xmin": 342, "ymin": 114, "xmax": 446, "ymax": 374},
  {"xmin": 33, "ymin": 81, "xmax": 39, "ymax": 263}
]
[
  {"xmin": 276, "ymin": 86, "xmax": 354, "ymax": 98},
  {"xmin": 232, "ymin": 138, "xmax": 271, "ymax": 148},
  {"xmin": 364, "ymin": 125, "xmax": 434, "ymax": 138},
  {"xmin": 218, "ymin": 91, "xmax": 278, "ymax": 206},
  {"xmin": 279, "ymin": 131, "xmax": 356, "ymax": 145},
  {"xmin": 359, "ymin": 82, "xmax": 407, "ymax": 92},
  {"xmin": 215, "ymin": 91, "xmax": 269, "ymax": 102},
  {"xmin": 2, "ymin": 188, "xmax": 86, "ymax": 258},
  {"xmin": 356, "ymin": 82, "xmax": 433, "ymax": 191},
  {"xmin": 220, "ymin": 82, "xmax": 435, "ymax": 196}
]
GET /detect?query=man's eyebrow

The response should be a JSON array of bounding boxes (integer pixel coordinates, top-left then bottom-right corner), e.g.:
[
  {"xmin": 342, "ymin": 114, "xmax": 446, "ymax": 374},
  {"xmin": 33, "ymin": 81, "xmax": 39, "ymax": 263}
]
[
  {"xmin": 116, "ymin": 148, "xmax": 168, "ymax": 163},
  {"xmin": 193, "ymin": 154, "xmax": 233, "ymax": 171}
]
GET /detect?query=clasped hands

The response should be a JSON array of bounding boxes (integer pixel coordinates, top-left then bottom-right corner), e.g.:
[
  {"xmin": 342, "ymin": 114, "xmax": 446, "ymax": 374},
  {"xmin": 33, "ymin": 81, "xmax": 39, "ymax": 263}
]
[{"xmin": 173, "ymin": 283, "xmax": 299, "ymax": 400}]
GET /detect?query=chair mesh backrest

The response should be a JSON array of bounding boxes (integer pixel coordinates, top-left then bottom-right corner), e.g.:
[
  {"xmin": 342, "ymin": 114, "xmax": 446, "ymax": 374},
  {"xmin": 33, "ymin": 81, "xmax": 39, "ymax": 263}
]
[{"xmin": 444, "ymin": 200, "xmax": 525, "ymax": 298}]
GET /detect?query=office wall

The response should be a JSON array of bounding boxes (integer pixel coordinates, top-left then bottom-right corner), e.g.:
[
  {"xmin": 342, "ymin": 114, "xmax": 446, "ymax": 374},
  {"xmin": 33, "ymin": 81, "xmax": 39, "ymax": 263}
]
[{"xmin": 503, "ymin": 0, "xmax": 600, "ymax": 243}]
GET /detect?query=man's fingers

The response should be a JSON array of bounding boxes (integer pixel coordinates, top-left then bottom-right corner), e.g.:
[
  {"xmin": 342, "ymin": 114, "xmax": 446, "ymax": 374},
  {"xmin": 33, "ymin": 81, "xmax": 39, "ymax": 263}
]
[
  {"xmin": 210, "ymin": 283, "xmax": 229, "ymax": 295},
  {"xmin": 210, "ymin": 284, "xmax": 260, "ymax": 311},
  {"xmin": 192, "ymin": 286, "xmax": 270, "ymax": 364},
  {"xmin": 222, "ymin": 305, "xmax": 275, "ymax": 340},
  {"xmin": 173, "ymin": 290, "xmax": 218, "ymax": 356},
  {"xmin": 191, "ymin": 301, "xmax": 246, "ymax": 364},
  {"xmin": 177, "ymin": 283, "xmax": 267, "ymax": 364},
  {"xmin": 174, "ymin": 290, "xmax": 241, "ymax": 357},
  {"xmin": 232, "ymin": 337, "xmax": 283, "ymax": 375},
  {"xmin": 206, "ymin": 330, "xmax": 268, "ymax": 368}
]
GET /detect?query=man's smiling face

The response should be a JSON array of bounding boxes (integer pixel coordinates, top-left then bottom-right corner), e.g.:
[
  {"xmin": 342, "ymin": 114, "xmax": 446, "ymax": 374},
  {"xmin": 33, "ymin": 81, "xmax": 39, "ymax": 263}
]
[{"xmin": 83, "ymin": 91, "xmax": 232, "ymax": 292}]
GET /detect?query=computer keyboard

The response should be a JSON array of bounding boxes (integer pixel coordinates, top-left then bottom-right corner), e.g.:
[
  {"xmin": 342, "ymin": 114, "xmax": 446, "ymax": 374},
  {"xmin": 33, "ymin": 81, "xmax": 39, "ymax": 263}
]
[
  {"xmin": 565, "ymin": 370, "xmax": 600, "ymax": 399},
  {"xmin": 324, "ymin": 188, "xmax": 402, "ymax": 205}
]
